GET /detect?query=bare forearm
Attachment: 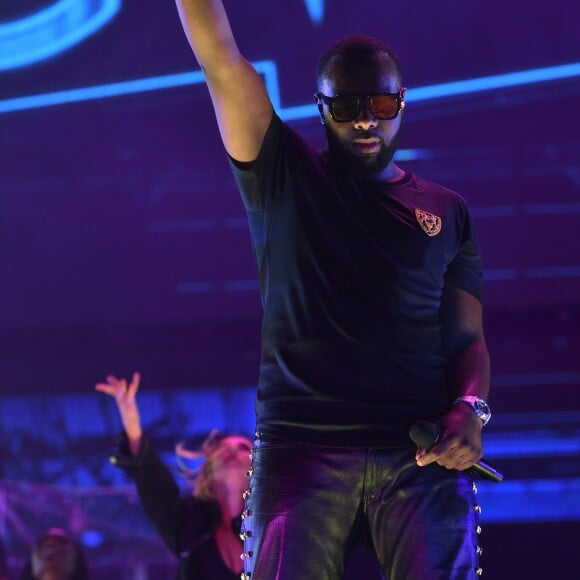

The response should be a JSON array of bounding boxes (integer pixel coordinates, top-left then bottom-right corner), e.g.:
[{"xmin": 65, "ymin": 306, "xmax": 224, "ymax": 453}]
[
  {"xmin": 448, "ymin": 337, "xmax": 490, "ymax": 401},
  {"xmin": 441, "ymin": 287, "xmax": 490, "ymax": 402},
  {"xmin": 119, "ymin": 402, "xmax": 143, "ymax": 456},
  {"xmin": 174, "ymin": 0, "xmax": 241, "ymax": 75},
  {"xmin": 416, "ymin": 338, "xmax": 490, "ymax": 470},
  {"xmin": 95, "ymin": 373, "xmax": 144, "ymax": 456},
  {"xmin": 173, "ymin": 0, "xmax": 273, "ymax": 163},
  {"xmin": 126, "ymin": 427, "xmax": 143, "ymax": 456}
]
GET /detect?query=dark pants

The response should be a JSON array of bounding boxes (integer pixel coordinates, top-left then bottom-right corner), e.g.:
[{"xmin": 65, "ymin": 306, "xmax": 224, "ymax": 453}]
[{"xmin": 241, "ymin": 434, "xmax": 482, "ymax": 580}]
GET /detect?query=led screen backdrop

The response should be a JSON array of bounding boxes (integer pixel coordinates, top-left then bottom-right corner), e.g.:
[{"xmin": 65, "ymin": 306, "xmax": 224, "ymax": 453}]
[
  {"xmin": 0, "ymin": 0, "xmax": 578, "ymax": 393},
  {"xmin": 0, "ymin": 1, "xmax": 579, "ymax": 578}
]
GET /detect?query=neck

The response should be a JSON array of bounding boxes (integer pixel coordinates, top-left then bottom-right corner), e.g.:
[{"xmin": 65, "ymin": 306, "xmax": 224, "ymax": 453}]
[
  {"xmin": 214, "ymin": 481, "xmax": 244, "ymax": 523},
  {"xmin": 359, "ymin": 161, "xmax": 405, "ymax": 183},
  {"xmin": 382, "ymin": 162, "xmax": 405, "ymax": 182}
]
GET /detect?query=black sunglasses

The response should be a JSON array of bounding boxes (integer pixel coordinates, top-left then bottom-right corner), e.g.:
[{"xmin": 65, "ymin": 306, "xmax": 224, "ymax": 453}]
[{"xmin": 316, "ymin": 88, "xmax": 406, "ymax": 122}]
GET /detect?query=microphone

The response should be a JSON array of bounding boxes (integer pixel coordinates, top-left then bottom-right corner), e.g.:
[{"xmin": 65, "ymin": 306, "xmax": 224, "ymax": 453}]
[{"xmin": 409, "ymin": 420, "xmax": 503, "ymax": 483}]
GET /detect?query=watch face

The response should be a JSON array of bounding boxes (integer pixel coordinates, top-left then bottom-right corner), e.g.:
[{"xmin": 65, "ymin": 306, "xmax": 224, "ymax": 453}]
[
  {"xmin": 473, "ymin": 399, "xmax": 491, "ymax": 425},
  {"xmin": 455, "ymin": 396, "xmax": 491, "ymax": 425}
]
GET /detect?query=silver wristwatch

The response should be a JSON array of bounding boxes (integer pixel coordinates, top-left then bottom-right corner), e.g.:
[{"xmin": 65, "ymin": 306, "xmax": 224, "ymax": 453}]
[{"xmin": 453, "ymin": 396, "xmax": 491, "ymax": 426}]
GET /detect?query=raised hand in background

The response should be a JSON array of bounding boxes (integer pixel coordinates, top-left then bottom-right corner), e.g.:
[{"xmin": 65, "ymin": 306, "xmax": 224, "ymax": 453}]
[{"xmin": 95, "ymin": 372, "xmax": 143, "ymax": 456}]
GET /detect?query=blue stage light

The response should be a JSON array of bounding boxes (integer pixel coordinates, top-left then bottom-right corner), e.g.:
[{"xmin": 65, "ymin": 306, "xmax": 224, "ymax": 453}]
[
  {"xmin": 1, "ymin": 60, "xmax": 578, "ymax": 118},
  {"xmin": 81, "ymin": 529, "xmax": 104, "ymax": 547},
  {"xmin": 0, "ymin": 0, "xmax": 121, "ymax": 71},
  {"xmin": 303, "ymin": 0, "xmax": 325, "ymax": 24},
  {"xmin": 406, "ymin": 62, "xmax": 580, "ymax": 102}
]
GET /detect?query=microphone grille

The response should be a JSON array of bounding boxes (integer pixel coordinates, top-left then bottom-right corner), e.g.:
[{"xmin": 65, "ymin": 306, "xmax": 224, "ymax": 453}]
[{"xmin": 409, "ymin": 420, "xmax": 439, "ymax": 448}]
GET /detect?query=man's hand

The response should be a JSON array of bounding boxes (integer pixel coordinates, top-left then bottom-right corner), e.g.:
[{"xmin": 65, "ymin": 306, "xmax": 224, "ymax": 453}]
[{"xmin": 415, "ymin": 403, "xmax": 483, "ymax": 471}]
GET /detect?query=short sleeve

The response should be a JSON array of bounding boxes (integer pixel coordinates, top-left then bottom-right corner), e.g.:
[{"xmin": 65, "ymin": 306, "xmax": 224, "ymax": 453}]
[
  {"xmin": 227, "ymin": 112, "xmax": 283, "ymax": 212},
  {"xmin": 445, "ymin": 207, "xmax": 483, "ymax": 301}
]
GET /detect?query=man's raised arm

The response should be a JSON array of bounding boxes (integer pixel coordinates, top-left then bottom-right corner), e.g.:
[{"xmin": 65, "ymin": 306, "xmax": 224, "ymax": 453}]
[{"xmin": 174, "ymin": 0, "xmax": 273, "ymax": 161}]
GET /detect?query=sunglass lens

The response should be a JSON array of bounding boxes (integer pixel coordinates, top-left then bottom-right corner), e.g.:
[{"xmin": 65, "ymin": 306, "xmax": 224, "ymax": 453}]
[
  {"xmin": 370, "ymin": 95, "xmax": 398, "ymax": 119},
  {"xmin": 332, "ymin": 96, "xmax": 360, "ymax": 122}
]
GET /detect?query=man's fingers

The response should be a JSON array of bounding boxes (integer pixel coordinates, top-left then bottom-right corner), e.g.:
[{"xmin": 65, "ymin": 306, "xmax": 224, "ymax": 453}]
[
  {"xmin": 416, "ymin": 431, "xmax": 482, "ymax": 471},
  {"xmin": 417, "ymin": 440, "xmax": 460, "ymax": 467},
  {"xmin": 416, "ymin": 448, "xmax": 440, "ymax": 466}
]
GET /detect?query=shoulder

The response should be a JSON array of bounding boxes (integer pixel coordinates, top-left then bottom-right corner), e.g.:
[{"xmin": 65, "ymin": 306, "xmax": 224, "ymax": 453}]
[
  {"xmin": 404, "ymin": 174, "xmax": 473, "ymax": 228},
  {"xmin": 272, "ymin": 113, "xmax": 322, "ymax": 161},
  {"xmin": 230, "ymin": 113, "xmax": 325, "ymax": 195},
  {"xmin": 410, "ymin": 173, "xmax": 469, "ymax": 208}
]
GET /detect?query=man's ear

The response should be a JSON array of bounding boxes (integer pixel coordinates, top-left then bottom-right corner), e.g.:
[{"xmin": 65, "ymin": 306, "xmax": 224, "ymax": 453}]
[{"xmin": 314, "ymin": 94, "xmax": 325, "ymax": 124}]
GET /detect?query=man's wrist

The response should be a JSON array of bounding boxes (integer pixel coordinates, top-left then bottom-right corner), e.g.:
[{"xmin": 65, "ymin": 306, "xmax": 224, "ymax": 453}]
[{"xmin": 452, "ymin": 396, "xmax": 491, "ymax": 426}]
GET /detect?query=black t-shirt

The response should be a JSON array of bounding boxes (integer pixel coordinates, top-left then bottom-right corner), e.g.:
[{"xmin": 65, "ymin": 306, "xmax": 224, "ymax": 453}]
[{"xmin": 229, "ymin": 113, "xmax": 482, "ymax": 447}]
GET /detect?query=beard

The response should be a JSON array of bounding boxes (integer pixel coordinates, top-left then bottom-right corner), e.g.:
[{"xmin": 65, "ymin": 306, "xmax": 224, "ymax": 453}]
[{"xmin": 325, "ymin": 125, "xmax": 402, "ymax": 178}]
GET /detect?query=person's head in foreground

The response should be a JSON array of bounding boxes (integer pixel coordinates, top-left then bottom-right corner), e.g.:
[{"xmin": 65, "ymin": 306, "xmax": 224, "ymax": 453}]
[{"xmin": 21, "ymin": 528, "xmax": 89, "ymax": 580}]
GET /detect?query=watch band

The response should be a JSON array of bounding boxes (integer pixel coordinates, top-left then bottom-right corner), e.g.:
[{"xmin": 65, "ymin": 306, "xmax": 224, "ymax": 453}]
[{"xmin": 453, "ymin": 396, "xmax": 491, "ymax": 426}]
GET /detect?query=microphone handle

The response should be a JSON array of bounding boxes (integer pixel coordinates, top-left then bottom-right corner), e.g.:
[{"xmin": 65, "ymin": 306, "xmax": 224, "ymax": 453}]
[
  {"xmin": 409, "ymin": 420, "xmax": 503, "ymax": 483},
  {"xmin": 467, "ymin": 458, "xmax": 503, "ymax": 483}
]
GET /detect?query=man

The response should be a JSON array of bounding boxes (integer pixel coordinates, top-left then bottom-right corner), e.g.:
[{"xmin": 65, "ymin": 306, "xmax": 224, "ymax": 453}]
[{"xmin": 174, "ymin": 2, "xmax": 491, "ymax": 578}]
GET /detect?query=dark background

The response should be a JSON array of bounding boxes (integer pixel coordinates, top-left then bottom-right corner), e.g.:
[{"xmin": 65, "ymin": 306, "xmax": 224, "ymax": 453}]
[{"xmin": 0, "ymin": 1, "xmax": 579, "ymax": 578}]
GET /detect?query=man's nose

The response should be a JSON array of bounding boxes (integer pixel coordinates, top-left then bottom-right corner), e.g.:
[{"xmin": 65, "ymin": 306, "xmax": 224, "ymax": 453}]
[{"xmin": 354, "ymin": 102, "xmax": 378, "ymax": 128}]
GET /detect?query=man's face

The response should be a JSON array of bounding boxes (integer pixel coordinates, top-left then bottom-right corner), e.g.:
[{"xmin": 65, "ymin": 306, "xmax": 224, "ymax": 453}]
[{"xmin": 318, "ymin": 54, "xmax": 404, "ymax": 178}]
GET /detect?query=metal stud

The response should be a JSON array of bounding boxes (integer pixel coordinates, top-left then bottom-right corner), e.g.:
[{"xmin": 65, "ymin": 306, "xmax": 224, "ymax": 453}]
[
  {"xmin": 240, "ymin": 530, "xmax": 253, "ymax": 540},
  {"xmin": 476, "ymin": 567, "xmax": 483, "ymax": 575},
  {"xmin": 246, "ymin": 468, "xmax": 254, "ymax": 478},
  {"xmin": 476, "ymin": 525, "xmax": 482, "ymax": 535},
  {"xmin": 474, "ymin": 504, "xmax": 482, "ymax": 513},
  {"xmin": 476, "ymin": 545, "xmax": 484, "ymax": 556},
  {"xmin": 241, "ymin": 508, "xmax": 252, "ymax": 519},
  {"xmin": 241, "ymin": 573, "xmax": 252, "ymax": 580},
  {"xmin": 472, "ymin": 481, "xmax": 478, "ymax": 494},
  {"xmin": 243, "ymin": 488, "xmax": 252, "ymax": 500},
  {"xmin": 240, "ymin": 551, "xmax": 254, "ymax": 560}
]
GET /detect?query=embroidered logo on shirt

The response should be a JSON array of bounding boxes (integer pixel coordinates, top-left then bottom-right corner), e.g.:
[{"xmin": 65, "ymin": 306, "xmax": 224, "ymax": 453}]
[{"xmin": 415, "ymin": 209, "xmax": 442, "ymax": 237}]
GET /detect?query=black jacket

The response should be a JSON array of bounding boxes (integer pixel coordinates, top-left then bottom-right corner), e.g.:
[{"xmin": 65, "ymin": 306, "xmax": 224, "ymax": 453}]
[{"xmin": 111, "ymin": 434, "xmax": 242, "ymax": 579}]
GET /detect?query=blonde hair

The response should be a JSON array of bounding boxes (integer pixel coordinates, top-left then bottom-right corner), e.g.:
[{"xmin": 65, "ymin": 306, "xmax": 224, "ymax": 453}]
[{"xmin": 175, "ymin": 429, "xmax": 249, "ymax": 501}]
